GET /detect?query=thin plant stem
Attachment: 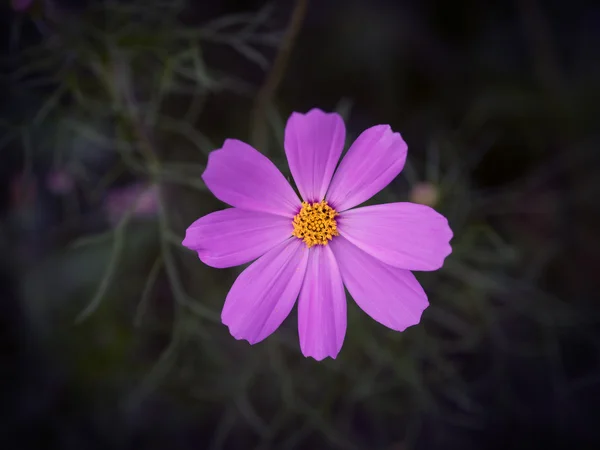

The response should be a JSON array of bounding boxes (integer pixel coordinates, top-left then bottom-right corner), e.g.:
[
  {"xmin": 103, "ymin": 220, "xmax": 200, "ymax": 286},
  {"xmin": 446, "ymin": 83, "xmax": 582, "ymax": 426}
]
[{"xmin": 250, "ymin": 0, "xmax": 308, "ymax": 151}]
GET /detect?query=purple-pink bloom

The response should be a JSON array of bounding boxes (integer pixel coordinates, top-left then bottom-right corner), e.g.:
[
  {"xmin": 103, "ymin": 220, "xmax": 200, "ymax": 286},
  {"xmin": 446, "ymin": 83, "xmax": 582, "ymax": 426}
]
[
  {"xmin": 12, "ymin": 0, "xmax": 34, "ymax": 11},
  {"xmin": 46, "ymin": 169, "xmax": 75, "ymax": 195},
  {"xmin": 183, "ymin": 109, "xmax": 453, "ymax": 360},
  {"xmin": 104, "ymin": 182, "xmax": 159, "ymax": 225}
]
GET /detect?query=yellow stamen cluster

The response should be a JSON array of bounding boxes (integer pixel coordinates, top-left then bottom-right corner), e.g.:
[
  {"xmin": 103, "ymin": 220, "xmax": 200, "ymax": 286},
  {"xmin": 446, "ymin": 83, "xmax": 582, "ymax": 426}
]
[{"xmin": 292, "ymin": 200, "xmax": 339, "ymax": 248}]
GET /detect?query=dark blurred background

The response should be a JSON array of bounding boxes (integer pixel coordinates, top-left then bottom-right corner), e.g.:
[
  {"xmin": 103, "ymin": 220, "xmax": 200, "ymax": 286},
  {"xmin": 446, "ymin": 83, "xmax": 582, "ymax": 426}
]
[{"xmin": 1, "ymin": 0, "xmax": 599, "ymax": 449}]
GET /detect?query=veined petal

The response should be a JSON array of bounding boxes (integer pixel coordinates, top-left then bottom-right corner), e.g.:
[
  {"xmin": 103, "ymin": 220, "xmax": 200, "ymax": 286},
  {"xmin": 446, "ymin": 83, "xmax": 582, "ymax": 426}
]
[
  {"xmin": 284, "ymin": 109, "xmax": 346, "ymax": 202},
  {"xmin": 338, "ymin": 202, "xmax": 452, "ymax": 271},
  {"xmin": 182, "ymin": 208, "xmax": 293, "ymax": 268},
  {"xmin": 202, "ymin": 139, "xmax": 300, "ymax": 217},
  {"xmin": 326, "ymin": 125, "xmax": 407, "ymax": 211},
  {"xmin": 222, "ymin": 239, "xmax": 308, "ymax": 344},
  {"xmin": 330, "ymin": 236, "xmax": 428, "ymax": 332},
  {"xmin": 298, "ymin": 245, "xmax": 346, "ymax": 360}
]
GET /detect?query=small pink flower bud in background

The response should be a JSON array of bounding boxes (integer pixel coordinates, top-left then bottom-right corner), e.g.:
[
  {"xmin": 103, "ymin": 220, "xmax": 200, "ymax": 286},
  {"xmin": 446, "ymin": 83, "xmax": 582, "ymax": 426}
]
[
  {"xmin": 12, "ymin": 0, "xmax": 34, "ymax": 11},
  {"xmin": 409, "ymin": 182, "xmax": 440, "ymax": 207},
  {"xmin": 104, "ymin": 183, "xmax": 159, "ymax": 225},
  {"xmin": 46, "ymin": 170, "xmax": 75, "ymax": 195}
]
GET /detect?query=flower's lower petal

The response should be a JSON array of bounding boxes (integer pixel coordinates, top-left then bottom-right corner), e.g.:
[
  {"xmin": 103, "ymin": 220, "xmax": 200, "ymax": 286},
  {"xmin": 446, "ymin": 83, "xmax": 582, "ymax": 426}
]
[
  {"xmin": 222, "ymin": 239, "xmax": 308, "ymax": 344},
  {"xmin": 284, "ymin": 109, "xmax": 346, "ymax": 202},
  {"xmin": 297, "ymin": 245, "xmax": 346, "ymax": 360},
  {"xmin": 182, "ymin": 208, "xmax": 293, "ymax": 268},
  {"xmin": 326, "ymin": 125, "xmax": 407, "ymax": 211},
  {"xmin": 338, "ymin": 202, "xmax": 452, "ymax": 271},
  {"xmin": 330, "ymin": 236, "xmax": 428, "ymax": 332},
  {"xmin": 202, "ymin": 139, "xmax": 300, "ymax": 217}
]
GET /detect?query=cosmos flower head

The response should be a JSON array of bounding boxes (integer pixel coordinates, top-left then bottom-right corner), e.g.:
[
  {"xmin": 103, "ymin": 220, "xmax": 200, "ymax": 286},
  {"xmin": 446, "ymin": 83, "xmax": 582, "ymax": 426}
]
[{"xmin": 183, "ymin": 108, "xmax": 453, "ymax": 360}]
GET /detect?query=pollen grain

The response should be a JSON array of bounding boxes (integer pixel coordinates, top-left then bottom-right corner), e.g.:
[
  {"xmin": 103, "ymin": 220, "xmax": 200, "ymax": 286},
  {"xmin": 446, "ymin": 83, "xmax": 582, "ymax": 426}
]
[{"xmin": 292, "ymin": 200, "xmax": 339, "ymax": 248}]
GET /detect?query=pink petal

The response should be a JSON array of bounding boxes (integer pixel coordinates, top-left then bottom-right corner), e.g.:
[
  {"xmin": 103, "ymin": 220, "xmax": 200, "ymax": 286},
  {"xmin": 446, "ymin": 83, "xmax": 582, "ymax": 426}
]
[
  {"xmin": 330, "ymin": 236, "xmax": 428, "ymax": 332},
  {"xmin": 222, "ymin": 239, "xmax": 308, "ymax": 344},
  {"xmin": 284, "ymin": 109, "xmax": 346, "ymax": 202},
  {"xmin": 297, "ymin": 245, "xmax": 346, "ymax": 360},
  {"xmin": 202, "ymin": 139, "xmax": 300, "ymax": 217},
  {"xmin": 338, "ymin": 202, "xmax": 453, "ymax": 271},
  {"xmin": 326, "ymin": 125, "xmax": 407, "ymax": 211},
  {"xmin": 182, "ymin": 208, "xmax": 293, "ymax": 268}
]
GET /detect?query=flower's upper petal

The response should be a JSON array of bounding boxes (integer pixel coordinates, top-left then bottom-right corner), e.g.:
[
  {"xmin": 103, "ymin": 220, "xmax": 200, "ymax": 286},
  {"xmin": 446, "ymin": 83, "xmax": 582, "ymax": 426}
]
[
  {"xmin": 182, "ymin": 208, "xmax": 293, "ymax": 268},
  {"xmin": 330, "ymin": 236, "xmax": 428, "ymax": 332},
  {"xmin": 298, "ymin": 245, "xmax": 346, "ymax": 360},
  {"xmin": 202, "ymin": 139, "xmax": 300, "ymax": 217},
  {"xmin": 326, "ymin": 125, "xmax": 407, "ymax": 211},
  {"xmin": 221, "ymin": 239, "xmax": 308, "ymax": 344},
  {"xmin": 284, "ymin": 109, "xmax": 346, "ymax": 202},
  {"xmin": 338, "ymin": 202, "xmax": 452, "ymax": 271}
]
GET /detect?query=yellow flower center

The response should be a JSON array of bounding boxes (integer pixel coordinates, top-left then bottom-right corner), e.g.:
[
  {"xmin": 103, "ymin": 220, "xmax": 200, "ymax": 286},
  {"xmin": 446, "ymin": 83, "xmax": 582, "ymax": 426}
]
[{"xmin": 292, "ymin": 200, "xmax": 339, "ymax": 248}]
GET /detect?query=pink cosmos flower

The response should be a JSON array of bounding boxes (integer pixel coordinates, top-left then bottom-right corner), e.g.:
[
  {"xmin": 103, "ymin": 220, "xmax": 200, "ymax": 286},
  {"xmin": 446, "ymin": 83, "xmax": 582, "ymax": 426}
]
[{"xmin": 183, "ymin": 109, "xmax": 453, "ymax": 360}]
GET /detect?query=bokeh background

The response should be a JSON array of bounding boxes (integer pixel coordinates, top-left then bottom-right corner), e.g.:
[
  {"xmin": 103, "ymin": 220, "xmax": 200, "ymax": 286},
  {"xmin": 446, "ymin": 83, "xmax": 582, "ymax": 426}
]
[{"xmin": 2, "ymin": 0, "xmax": 599, "ymax": 449}]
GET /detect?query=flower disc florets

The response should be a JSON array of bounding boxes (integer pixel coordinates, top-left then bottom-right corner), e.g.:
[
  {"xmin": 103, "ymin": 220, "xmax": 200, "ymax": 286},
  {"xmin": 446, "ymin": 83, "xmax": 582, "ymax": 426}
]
[{"xmin": 292, "ymin": 200, "xmax": 339, "ymax": 248}]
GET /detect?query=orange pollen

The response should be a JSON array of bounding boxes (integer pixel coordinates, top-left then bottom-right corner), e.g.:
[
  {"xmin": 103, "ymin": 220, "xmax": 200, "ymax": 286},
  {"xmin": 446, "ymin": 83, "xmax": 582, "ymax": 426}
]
[{"xmin": 291, "ymin": 200, "xmax": 339, "ymax": 248}]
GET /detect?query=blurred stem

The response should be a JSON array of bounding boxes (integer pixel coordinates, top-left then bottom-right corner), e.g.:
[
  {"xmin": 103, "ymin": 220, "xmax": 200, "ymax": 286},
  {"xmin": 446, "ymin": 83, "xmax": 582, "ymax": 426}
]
[
  {"xmin": 74, "ymin": 188, "xmax": 146, "ymax": 324},
  {"xmin": 106, "ymin": 50, "xmax": 161, "ymax": 168},
  {"xmin": 516, "ymin": 0, "xmax": 573, "ymax": 178},
  {"xmin": 157, "ymin": 187, "xmax": 220, "ymax": 322},
  {"xmin": 517, "ymin": 0, "xmax": 575, "ymax": 254},
  {"xmin": 134, "ymin": 255, "xmax": 163, "ymax": 328},
  {"xmin": 21, "ymin": 129, "xmax": 33, "ymax": 181},
  {"xmin": 517, "ymin": 0, "xmax": 562, "ymax": 93},
  {"xmin": 250, "ymin": 0, "xmax": 308, "ymax": 151}
]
